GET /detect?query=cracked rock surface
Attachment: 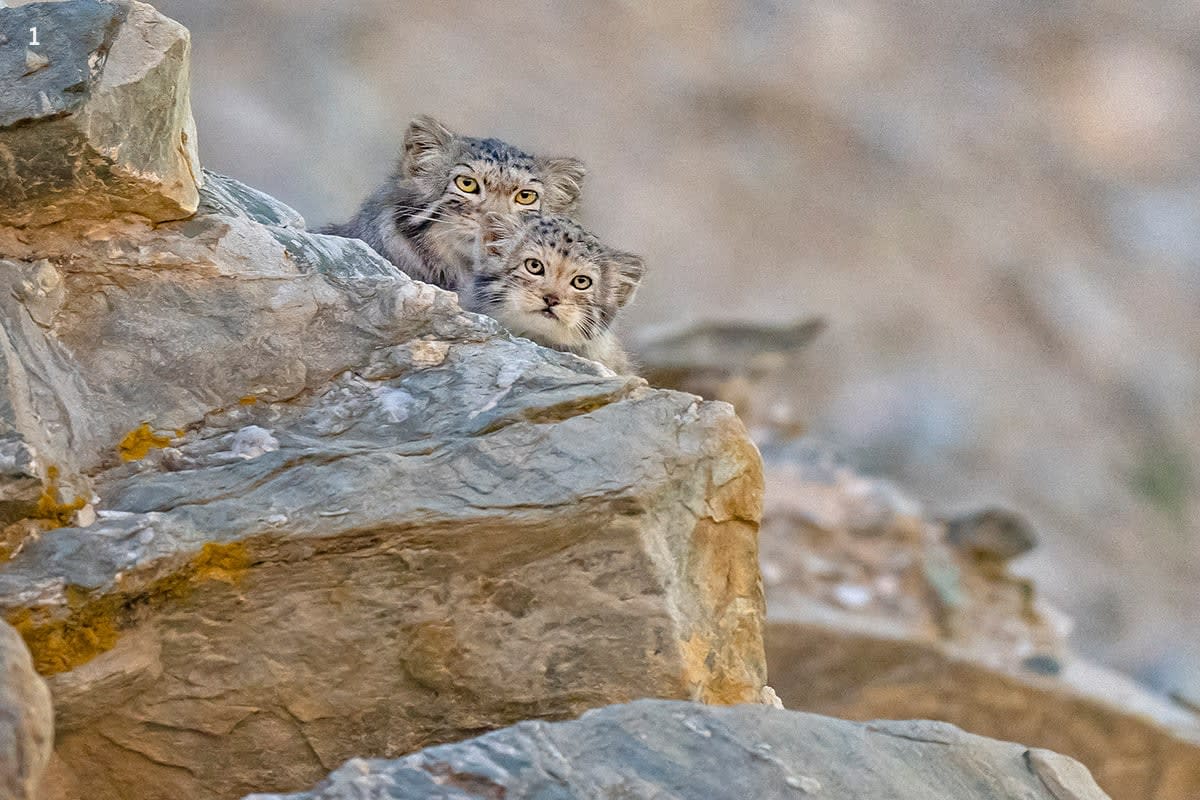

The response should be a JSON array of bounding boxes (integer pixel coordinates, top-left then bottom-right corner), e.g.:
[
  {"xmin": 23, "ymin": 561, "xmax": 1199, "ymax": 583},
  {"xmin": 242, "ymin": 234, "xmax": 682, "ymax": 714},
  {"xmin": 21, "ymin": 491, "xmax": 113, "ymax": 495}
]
[
  {"xmin": 244, "ymin": 699, "xmax": 1113, "ymax": 800},
  {"xmin": 0, "ymin": 169, "xmax": 765, "ymax": 799}
]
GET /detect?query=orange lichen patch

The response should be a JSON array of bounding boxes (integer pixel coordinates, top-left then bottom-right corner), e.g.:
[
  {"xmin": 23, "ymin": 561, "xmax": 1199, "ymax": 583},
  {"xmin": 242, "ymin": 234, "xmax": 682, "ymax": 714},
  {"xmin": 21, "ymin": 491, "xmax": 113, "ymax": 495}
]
[
  {"xmin": 0, "ymin": 520, "xmax": 42, "ymax": 564},
  {"xmin": 191, "ymin": 541, "xmax": 252, "ymax": 584},
  {"xmin": 118, "ymin": 423, "xmax": 173, "ymax": 461},
  {"xmin": 7, "ymin": 591, "xmax": 122, "ymax": 676},
  {"xmin": 238, "ymin": 395, "xmax": 259, "ymax": 405},
  {"xmin": 31, "ymin": 466, "xmax": 86, "ymax": 526},
  {"xmin": 7, "ymin": 541, "xmax": 254, "ymax": 676}
]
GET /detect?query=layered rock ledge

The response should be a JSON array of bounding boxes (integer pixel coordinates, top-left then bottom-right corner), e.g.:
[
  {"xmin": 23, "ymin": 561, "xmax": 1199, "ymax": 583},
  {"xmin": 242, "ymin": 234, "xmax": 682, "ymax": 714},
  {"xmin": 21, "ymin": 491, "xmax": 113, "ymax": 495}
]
[{"xmin": 0, "ymin": 169, "xmax": 766, "ymax": 799}]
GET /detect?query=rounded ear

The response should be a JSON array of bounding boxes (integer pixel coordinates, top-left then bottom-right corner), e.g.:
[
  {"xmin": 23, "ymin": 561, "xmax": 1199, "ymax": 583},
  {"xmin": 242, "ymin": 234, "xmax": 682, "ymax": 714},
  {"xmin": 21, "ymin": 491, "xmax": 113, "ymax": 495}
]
[
  {"xmin": 608, "ymin": 250, "xmax": 645, "ymax": 307},
  {"xmin": 536, "ymin": 156, "xmax": 586, "ymax": 214},
  {"xmin": 481, "ymin": 212, "xmax": 527, "ymax": 257},
  {"xmin": 402, "ymin": 115, "xmax": 456, "ymax": 181}
]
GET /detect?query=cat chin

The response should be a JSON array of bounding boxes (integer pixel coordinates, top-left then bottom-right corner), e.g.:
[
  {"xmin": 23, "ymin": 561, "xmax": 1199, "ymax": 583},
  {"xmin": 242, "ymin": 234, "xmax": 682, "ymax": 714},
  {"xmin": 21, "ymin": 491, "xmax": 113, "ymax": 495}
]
[{"xmin": 497, "ymin": 309, "xmax": 576, "ymax": 349}]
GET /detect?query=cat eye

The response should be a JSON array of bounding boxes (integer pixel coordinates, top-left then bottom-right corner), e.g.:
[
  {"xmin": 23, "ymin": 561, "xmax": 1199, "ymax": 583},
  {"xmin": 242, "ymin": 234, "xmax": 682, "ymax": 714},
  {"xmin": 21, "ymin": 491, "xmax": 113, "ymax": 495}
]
[
  {"xmin": 524, "ymin": 258, "xmax": 545, "ymax": 275},
  {"xmin": 454, "ymin": 175, "xmax": 480, "ymax": 194},
  {"xmin": 514, "ymin": 189, "xmax": 539, "ymax": 206},
  {"xmin": 570, "ymin": 275, "xmax": 593, "ymax": 290}
]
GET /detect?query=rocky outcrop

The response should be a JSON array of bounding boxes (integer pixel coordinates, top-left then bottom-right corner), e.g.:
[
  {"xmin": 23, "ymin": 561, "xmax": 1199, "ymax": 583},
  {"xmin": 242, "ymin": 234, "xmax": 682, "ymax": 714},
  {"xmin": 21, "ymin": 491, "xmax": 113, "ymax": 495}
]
[
  {"xmin": 0, "ymin": 0, "xmax": 200, "ymax": 227},
  {"xmin": 0, "ymin": 162, "xmax": 765, "ymax": 800},
  {"xmin": 0, "ymin": 619, "xmax": 53, "ymax": 800},
  {"xmin": 0, "ymin": 4, "xmax": 766, "ymax": 799},
  {"xmin": 243, "ymin": 699, "xmax": 1113, "ymax": 800},
  {"xmin": 636, "ymin": 326, "xmax": 1200, "ymax": 800},
  {"xmin": 754, "ymin": 440, "xmax": 1200, "ymax": 800}
]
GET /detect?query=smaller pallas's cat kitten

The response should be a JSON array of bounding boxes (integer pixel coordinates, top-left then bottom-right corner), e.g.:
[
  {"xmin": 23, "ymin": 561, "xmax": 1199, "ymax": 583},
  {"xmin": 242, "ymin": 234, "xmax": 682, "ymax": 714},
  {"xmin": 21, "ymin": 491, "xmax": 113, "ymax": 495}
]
[
  {"xmin": 465, "ymin": 213, "xmax": 645, "ymax": 374},
  {"xmin": 318, "ymin": 116, "xmax": 586, "ymax": 291}
]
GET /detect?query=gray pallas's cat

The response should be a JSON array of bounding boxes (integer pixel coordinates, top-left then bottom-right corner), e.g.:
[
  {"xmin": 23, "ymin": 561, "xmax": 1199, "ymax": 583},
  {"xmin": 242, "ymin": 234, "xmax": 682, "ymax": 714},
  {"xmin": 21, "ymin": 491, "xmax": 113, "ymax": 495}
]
[
  {"xmin": 464, "ymin": 212, "xmax": 645, "ymax": 374},
  {"xmin": 318, "ymin": 116, "xmax": 586, "ymax": 291}
]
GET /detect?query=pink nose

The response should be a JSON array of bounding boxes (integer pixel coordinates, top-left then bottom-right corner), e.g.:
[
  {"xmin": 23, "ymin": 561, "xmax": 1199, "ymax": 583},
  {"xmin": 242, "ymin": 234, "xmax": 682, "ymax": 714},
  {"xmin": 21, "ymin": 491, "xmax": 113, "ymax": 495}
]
[{"xmin": 543, "ymin": 294, "xmax": 560, "ymax": 307}]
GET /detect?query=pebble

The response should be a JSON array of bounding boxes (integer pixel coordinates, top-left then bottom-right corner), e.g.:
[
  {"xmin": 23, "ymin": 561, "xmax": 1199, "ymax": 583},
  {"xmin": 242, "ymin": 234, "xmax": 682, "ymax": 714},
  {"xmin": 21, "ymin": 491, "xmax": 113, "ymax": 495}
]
[{"xmin": 832, "ymin": 583, "xmax": 873, "ymax": 609}]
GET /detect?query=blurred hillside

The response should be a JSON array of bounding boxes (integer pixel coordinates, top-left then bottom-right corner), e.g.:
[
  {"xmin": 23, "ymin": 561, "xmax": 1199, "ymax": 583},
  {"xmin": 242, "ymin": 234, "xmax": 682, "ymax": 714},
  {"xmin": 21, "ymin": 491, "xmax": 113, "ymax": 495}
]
[{"xmin": 153, "ymin": 0, "xmax": 1199, "ymax": 692}]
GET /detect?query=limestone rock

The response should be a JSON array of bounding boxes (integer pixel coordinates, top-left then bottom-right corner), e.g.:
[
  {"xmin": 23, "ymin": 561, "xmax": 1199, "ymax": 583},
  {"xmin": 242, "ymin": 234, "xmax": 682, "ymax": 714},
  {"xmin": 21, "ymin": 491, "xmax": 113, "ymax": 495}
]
[
  {"xmin": 0, "ymin": 0, "xmax": 201, "ymax": 226},
  {"xmin": 0, "ymin": 172, "xmax": 766, "ymax": 800},
  {"xmin": 242, "ymin": 699, "xmax": 1112, "ymax": 800},
  {"xmin": 0, "ymin": 619, "xmax": 53, "ymax": 800}
]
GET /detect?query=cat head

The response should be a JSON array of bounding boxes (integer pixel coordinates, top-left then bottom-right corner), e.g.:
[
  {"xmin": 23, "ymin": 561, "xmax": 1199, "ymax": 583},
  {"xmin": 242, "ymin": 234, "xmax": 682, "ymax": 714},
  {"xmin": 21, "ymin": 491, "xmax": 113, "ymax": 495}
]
[
  {"xmin": 472, "ymin": 213, "xmax": 644, "ymax": 350},
  {"xmin": 398, "ymin": 114, "xmax": 585, "ymax": 230}
]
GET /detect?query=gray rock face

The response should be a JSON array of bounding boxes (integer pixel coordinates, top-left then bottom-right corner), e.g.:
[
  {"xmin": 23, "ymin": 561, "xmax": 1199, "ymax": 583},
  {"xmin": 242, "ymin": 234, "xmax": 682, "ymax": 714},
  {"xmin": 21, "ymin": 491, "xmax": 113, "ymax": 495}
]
[
  {"xmin": 243, "ymin": 699, "xmax": 1112, "ymax": 800},
  {"xmin": 0, "ymin": 170, "xmax": 766, "ymax": 800},
  {"xmin": 0, "ymin": 619, "xmax": 53, "ymax": 800},
  {"xmin": 0, "ymin": 0, "xmax": 201, "ymax": 226}
]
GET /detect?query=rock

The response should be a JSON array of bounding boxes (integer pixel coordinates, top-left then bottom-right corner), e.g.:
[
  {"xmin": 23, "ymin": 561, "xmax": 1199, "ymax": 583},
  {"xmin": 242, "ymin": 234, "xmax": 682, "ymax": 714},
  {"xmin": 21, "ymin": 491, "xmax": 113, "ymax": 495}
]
[
  {"xmin": 0, "ymin": 619, "xmax": 53, "ymax": 800},
  {"xmin": 767, "ymin": 621, "xmax": 1200, "ymax": 800},
  {"xmin": 1027, "ymin": 748, "xmax": 1111, "ymax": 800},
  {"xmin": 760, "ymin": 441, "xmax": 1200, "ymax": 800},
  {"xmin": 0, "ymin": 0, "xmax": 201, "ymax": 227},
  {"xmin": 635, "ymin": 318, "xmax": 825, "ymax": 435},
  {"xmin": 944, "ymin": 507, "xmax": 1037, "ymax": 562},
  {"xmin": 242, "ymin": 699, "xmax": 1112, "ymax": 800},
  {"xmin": 0, "ymin": 168, "xmax": 766, "ymax": 800}
]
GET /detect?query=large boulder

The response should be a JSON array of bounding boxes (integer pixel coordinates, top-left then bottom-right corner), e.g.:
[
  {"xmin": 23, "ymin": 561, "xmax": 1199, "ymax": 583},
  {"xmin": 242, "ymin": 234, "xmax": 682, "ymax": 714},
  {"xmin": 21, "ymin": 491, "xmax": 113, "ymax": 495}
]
[
  {"xmin": 0, "ymin": 170, "xmax": 766, "ymax": 800},
  {"xmin": 0, "ymin": 619, "xmax": 53, "ymax": 800},
  {"xmin": 0, "ymin": 0, "xmax": 201, "ymax": 227},
  {"xmin": 243, "ymin": 699, "xmax": 1113, "ymax": 800}
]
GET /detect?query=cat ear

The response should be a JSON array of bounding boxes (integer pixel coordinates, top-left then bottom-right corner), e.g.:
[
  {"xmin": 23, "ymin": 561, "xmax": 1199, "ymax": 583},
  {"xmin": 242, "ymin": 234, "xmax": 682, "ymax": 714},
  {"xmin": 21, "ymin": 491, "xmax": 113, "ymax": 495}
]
[
  {"xmin": 481, "ymin": 212, "xmax": 526, "ymax": 257},
  {"xmin": 535, "ymin": 156, "xmax": 586, "ymax": 214},
  {"xmin": 402, "ymin": 115, "xmax": 456, "ymax": 181},
  {"xmin": 608, "ymin": 250, "xmax": 645, "ymax": 307}
]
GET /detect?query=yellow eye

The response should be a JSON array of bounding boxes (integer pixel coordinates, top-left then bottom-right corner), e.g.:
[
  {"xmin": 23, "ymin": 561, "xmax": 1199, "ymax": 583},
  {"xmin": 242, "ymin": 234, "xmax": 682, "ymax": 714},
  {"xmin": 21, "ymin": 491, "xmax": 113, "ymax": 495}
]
[
  {"xmin": 571, "ymin": 275, "xmax": 593, "ymax": 290},
  {"xmin": 524, "ymin": 258, "xmax": 545, "ymax": 275},
  {"xmin": 454, "ymin": 175, "xmax": 480, "ymax": 193},
  {"xmin": 514, "ymin": 189, "xmax": 539, "ymax": 206}
]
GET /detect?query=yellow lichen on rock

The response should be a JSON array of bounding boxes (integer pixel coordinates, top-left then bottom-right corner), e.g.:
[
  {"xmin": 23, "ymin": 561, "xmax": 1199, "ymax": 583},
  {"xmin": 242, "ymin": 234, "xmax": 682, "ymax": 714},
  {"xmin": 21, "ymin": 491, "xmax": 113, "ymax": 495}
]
[
  {"xmin": 8, "ymin": 541, "xmax": 252, "ymax": 676},
  {"xmin": 31, "ymin": 466, "xmax": 86, "ymax": 526},
  {"xmin": 117, "ymin": 423, "xmax": 173, "ymax": 462}
]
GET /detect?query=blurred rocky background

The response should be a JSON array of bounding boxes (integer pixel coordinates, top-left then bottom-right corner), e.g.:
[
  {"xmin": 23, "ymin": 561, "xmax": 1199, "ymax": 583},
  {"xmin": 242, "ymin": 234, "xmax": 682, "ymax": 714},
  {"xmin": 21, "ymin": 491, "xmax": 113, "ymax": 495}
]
[{"xmin": 149, "ymin": 0, "xmax": 1200, "ymax": 700}]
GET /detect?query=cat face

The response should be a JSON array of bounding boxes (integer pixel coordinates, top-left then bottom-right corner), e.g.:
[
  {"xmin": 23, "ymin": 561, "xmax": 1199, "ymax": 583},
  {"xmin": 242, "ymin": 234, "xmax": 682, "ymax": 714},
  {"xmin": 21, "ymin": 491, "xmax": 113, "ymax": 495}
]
[
  {"xmin": 398, "ymin": 116, "xmax": 586, "ymax": 264},
  {"xmin": 472, "ymin": 214, "xmax": 644, "ymax": 350}
]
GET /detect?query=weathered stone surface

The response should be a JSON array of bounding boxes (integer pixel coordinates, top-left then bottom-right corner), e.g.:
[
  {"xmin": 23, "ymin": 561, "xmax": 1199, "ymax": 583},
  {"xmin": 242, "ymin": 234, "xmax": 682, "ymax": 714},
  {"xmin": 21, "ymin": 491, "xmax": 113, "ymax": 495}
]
[
  {"xmin": 0, "ymin": 618, "xmax": 53, "ymax": 800},
  {"xmin": 758, "ymin": 441, "xmax": 1200, "ymax": 800},
  {"xmin": 243, "ymin": 699, "xmax": 1113, "ymax": 800},
  {"xmin": 0, "ymin": 172, "xmax": 766, "ymax": 800},
  {"xmin": 0, "ymin": 0, "xmax": 201, "ymax": 226}
]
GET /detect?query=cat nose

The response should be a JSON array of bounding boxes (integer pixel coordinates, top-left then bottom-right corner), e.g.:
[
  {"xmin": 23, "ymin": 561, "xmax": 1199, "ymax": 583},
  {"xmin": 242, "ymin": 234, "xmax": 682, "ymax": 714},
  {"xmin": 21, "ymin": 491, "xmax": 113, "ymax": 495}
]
[{"xmin": 543, "ymin": 293, "xmax": 560, "ymax": 307}]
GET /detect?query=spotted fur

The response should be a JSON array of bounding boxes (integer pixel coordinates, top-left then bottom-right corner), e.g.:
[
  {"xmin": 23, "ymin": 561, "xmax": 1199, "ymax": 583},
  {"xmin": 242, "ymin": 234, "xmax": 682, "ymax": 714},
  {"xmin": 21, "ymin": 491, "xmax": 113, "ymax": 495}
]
[
  {"xmin": 463, "ymin": 213, "xmax": 645, "ymax": 374},
  {"xmin": 318, "ymin": 115, "xmax": 586, "ymax": 291}
]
